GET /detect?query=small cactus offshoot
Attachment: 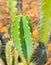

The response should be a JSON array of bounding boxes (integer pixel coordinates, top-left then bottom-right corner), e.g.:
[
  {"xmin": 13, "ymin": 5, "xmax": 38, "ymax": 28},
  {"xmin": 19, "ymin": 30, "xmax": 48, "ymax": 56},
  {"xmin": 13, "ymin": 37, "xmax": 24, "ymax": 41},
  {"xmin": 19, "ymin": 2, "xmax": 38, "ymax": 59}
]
[{"xmin": 6, "ymin": 41, "xmax": 18, "ymax": 65}]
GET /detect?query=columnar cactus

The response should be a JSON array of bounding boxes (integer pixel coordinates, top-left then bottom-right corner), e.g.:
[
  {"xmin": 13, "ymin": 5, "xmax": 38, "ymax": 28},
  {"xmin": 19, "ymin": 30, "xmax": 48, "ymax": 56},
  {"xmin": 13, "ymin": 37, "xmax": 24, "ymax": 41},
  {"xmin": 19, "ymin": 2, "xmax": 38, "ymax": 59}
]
[
  {"xmin": 11, "ymin": 15, "xmax": 33, "ymax": 65},
  {"xmin": 30, "ymin": 0, "xmax": 51, "ymax": 65},
  {"xmin": 12, "ymin": 48, "xmax": 18, "ymax": 65},
  {"xmin": 6, "ymin": 41, "xmax": 13, "ymax": 65},
  {"xmin": 7, "ymin": 0, "xmax": 18, "ymax": 20},
  {"xmin": 6, "ymin": 41, "xmax": 18, "ymax": 65},
  {"xmin": 8, "ymin": 0, "xmax": 33, "ymax": 65},
  {"xmin": 34, "ymin": 0, "xmax": 51, "ymax": 64},
  {"xmin": 39, "ymin": 0, "xmax": 51, "ymax": 46}
]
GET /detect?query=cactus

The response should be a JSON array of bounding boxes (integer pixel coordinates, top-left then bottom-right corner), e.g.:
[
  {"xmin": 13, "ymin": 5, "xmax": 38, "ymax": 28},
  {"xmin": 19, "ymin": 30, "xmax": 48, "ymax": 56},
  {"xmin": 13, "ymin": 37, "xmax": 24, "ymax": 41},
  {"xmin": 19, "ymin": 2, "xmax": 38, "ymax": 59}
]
[
  {"xmin": 6, "ymin": 41, "xmax": 13, "ymax": 65},
  {"xmin": 7, "ymin": 0, "xmax": 18, "ymax": 20},
  {"xmin": 38, "ymin": 0, "xmax": 51, "ymax": 46},
  {"xmin": 31, "ymin": 0, "xmax": 51, "ymax": 64},
  {"xmin": 12, "ymin": 47, "xmax": 18, "ymax": 65},
  {"xmin": 7, "ymin": 0, "xmax": 51, "ymax": 65},
  {"xmin": 6, "ymin": 41, "xmax": 18, "ymax": 65},
  {"xmin": 11, "ymin": 15, "xmax": 33, "ymax": 65},
  {"xmin": 29, "ymin": 0, "xmax": 51, "ymax": 65},
  {"xmin": 7, "ymin": 0, "xmax": 33, "ymax": 65}
]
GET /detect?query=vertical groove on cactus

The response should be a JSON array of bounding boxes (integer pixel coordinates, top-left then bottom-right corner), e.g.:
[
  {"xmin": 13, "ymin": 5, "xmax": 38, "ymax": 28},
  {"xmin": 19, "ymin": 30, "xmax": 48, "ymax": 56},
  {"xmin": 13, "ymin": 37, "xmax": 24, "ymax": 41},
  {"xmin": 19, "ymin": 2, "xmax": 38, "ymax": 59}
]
[
  {"xmin": 38, "ymin": 0, "xmax": 51, "ymax": 45},
  {"xmin": 20, "ymin": 17, "xmax": 27, "ymax": 60}
]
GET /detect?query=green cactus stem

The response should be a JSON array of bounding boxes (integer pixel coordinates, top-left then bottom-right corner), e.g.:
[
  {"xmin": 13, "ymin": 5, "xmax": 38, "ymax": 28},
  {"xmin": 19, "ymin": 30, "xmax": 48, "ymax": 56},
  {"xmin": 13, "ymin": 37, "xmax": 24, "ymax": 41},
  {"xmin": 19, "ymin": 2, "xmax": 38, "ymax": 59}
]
[
  {"xmin": 38, "ymin": 0, "xmax": 51, "ymax": 46},
  {"xmin": 6, "ymin": 41, "xmax": 18, "ymax": 65},
  {"xmin": 6, "ymin": 41, "xmax": 13, "ymax": 65},
  {"xmin": 12, "ymin": 48, "xmax": 18, "ymax": 65},
  {"xmin": 11, "ymin": 16, "xmax": 27, "ymax": 65},
  {"xmin": 8, "ymin": 0, "xmax": 18, "ymax": 20},
  {"xmin": 11, "ymin": 15, "xmax": 33, "ymax": 65},
  {"xmin": 8, "ymin": 0, "xmax": 33, "ymax": 64}
]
